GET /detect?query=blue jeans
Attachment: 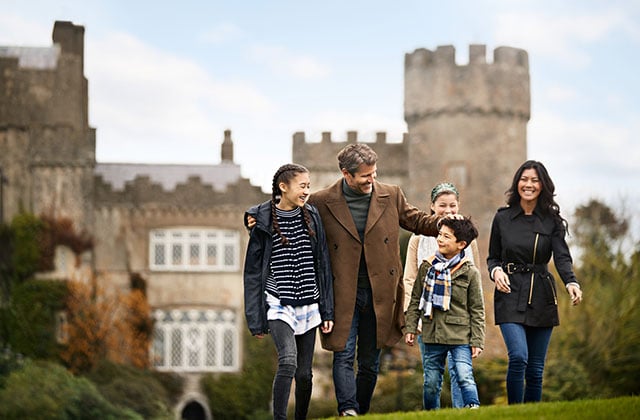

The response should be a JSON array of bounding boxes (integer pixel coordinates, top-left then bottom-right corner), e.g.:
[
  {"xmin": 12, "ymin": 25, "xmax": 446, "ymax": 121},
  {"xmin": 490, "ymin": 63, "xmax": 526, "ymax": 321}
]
[
  {"xmin": 332, "ymin": 287, "xmax": 381, "ymax": 414},
  {"xmin": 418, "ymin": 335, "xmax": 464, "ymax": 408},
  {"xmin": 422, "ymin": 344, "xmax": 480, "ymax": 410},
  {"xmin": 269, "ymin": 320, "xmax": 317, "ymax": 420},
  {"xmin": 499, "ymin": 323, "xmax": 553, "ymax": 404}
]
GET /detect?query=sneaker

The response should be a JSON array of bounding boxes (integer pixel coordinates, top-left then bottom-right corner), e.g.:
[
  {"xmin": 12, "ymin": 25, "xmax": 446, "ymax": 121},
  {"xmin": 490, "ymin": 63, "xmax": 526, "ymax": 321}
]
[
  {"xmin": 340, "ymin": 408, "xmax": 358, "ymax": 416},
  {"xmin": 466, "ymin": 403, "xmax": 480, "ymax": 409}
]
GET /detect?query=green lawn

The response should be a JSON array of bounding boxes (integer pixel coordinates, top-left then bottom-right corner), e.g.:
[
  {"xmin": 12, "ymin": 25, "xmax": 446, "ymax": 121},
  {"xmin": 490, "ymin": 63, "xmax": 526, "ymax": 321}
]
[{"xmin": 322, "ymin": 396, "xmax": 640, "ymax": 419}]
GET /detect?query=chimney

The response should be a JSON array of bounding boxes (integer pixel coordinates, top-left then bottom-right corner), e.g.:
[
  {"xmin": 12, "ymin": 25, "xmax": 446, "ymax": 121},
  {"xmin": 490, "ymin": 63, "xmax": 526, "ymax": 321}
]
[{"xmin": 221, "ymin": 129, "xmax": 234, "ymax": 162}]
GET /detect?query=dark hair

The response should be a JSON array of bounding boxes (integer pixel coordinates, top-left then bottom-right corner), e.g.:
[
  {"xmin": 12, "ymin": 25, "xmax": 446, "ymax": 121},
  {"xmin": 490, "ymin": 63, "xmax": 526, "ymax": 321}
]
[
  {"xmin": 337, "ymin": 143, "xmax": 378, "ymax": 175},
  {"xmin": 271, "ymin": 163, "xmax": 315, "ymax": 244},
  {"xmin": 506, "ymin": 160, "xmax": 568, "ymax": 231},
  {"xmin": 438, "ymin": 217, "xmax": 478, "ymax": 246}
]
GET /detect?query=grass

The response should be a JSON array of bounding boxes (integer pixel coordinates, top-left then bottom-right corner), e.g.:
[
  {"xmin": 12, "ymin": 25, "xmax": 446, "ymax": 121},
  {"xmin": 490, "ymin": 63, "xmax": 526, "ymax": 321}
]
[{"xmin": 321, "ymin": 396, "xmax": 640, "ymax": 419}]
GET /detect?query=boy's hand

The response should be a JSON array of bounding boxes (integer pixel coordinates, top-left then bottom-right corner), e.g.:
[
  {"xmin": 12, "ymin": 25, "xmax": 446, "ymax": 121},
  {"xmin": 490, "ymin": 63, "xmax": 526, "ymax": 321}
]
[
  {"xmin": 247, "ymin": 215, "xmax": 257, "ymax": 228},
  {"xmin": 471, "ymin": 346, "xmax": 482, "ymax": 358},
  {"xmin": 405, "ymin": 333, "xmax": 415, "ymax": 346}
]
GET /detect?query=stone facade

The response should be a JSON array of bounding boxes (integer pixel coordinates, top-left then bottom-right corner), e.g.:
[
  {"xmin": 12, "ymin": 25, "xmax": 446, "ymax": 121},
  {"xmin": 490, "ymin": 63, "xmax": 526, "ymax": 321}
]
[{"xmin": 0, "ymin": 21, "xmax": 268, "ymax": 420}]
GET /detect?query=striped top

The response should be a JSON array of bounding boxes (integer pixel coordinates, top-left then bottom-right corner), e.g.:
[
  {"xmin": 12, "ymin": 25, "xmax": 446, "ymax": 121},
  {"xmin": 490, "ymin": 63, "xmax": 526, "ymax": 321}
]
[{"xmin": 266, "ymin": 206, "xmax": 320, "ymax": 306}]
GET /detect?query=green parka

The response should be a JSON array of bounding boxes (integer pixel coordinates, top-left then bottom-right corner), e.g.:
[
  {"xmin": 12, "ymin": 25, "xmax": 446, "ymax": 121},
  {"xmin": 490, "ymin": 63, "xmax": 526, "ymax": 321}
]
[{"xmin": 405, "ymin": 257, "xmax": 485, "ymax": 349}]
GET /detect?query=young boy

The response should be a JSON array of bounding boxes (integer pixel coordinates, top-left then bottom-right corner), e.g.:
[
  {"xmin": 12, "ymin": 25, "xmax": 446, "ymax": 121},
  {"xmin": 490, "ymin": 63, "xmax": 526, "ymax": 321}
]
[{"xmin": 405, "ymin": 217, "xmax": 485, "ymax": 410}]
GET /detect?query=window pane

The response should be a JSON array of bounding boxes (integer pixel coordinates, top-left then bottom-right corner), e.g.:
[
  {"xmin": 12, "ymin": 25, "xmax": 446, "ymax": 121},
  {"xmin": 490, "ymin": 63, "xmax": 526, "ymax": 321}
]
[
  {"xmin": 154, "ymin": 244, "xmax": 165, "ymax": 265},
  {"xmin": 224, "ymin": 245, "xmax": 235, "ymax": 266},
  {"xmin": 207, "ymin": 245, "xmax": 217, "ymax": 266},
  {"xmin": 223, "ymin": 329, "xmax": 234, "ymax": 366},
  {"xmin": 152, "ymin": 329, "xmax": 165, "ymax": 367},
  {"xmin": 170, "ymin": 329, "xmax": 183, "ymax": 367},
  {"xmin": 189, "ymin": 244, "xmax": 200, "ymax": 265},
  {"xmin": 206, "ymin": 329, "xmax": 216, "ymax": 366},
  {"xmin": 187, "ymin": 328, "xmax": 200, "ymax": 367},
  {"xmin": 172, "ymin": 244, "xmax": 182, "ymax": 265}
]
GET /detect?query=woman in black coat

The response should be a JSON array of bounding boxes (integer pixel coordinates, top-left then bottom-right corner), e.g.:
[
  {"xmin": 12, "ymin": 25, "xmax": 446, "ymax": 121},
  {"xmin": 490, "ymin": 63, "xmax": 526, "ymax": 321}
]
[{"xmin": 487, "ymin": 160, "xmax": 582, "ymax": 404}]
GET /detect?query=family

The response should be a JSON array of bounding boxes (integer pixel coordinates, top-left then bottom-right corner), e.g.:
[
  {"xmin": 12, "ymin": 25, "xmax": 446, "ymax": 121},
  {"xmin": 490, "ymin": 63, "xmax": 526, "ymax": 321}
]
[{"xmin": 243, "ymin": 143, "xmax": 583, "ymax": 418}]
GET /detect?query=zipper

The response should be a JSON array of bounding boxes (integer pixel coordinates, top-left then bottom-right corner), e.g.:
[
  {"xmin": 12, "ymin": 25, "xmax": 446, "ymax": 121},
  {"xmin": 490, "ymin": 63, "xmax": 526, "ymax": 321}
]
[
  {"xmin": 547, "ymin": 275, "xmax": 558, "ymax": 305},
  {"xmin": 528, "ymin": 233, "xmax": 539, "ymax": 305}
]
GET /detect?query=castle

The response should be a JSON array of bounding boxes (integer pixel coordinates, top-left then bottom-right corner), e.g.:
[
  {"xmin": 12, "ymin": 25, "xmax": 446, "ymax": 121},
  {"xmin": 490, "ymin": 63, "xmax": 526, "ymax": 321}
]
[{"xmin": 0, "ymin": 21, "xmax": 529, "ymax": 419}]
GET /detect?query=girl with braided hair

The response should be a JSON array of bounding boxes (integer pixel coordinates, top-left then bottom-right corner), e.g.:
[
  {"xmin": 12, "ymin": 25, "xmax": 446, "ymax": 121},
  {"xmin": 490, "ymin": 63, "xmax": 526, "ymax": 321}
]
[{"xmin": 243, "ymin": 163, "xmax": 334, "ymax": 420}]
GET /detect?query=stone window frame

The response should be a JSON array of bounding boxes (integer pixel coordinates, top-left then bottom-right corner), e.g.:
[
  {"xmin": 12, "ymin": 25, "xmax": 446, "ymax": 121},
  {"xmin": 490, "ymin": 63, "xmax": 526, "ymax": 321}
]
[{"xmin": 149, "ymin": 228, "xmax": 239, "ymax": 272}]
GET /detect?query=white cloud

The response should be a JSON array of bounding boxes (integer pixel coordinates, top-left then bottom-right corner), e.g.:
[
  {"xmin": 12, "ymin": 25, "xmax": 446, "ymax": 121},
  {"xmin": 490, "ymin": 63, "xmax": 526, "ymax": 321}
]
[
  {"xmin": 493, "ymin": 9, "xmax": 626, "ymax": 67},
  {"xmin": 543, "ymin": 85, "xmax": 580, "ymax": 103},
  {"xmin": 0, "ymin": 13, "xmax": 51, "ymax": 45},
  {"xmin": 85, "ymin": 31, "xmax": 275, "ymax": 163},
  {"xmin": 249, "ymin": 43, "xmax": 330, "ymax": 80},
  {"xmin": 200, "ymin": 22, "xmax": 243, "ymax": 44},
  {"xmin": 528, "ymin": 111, "xmax": 639, "ymax": 212}
]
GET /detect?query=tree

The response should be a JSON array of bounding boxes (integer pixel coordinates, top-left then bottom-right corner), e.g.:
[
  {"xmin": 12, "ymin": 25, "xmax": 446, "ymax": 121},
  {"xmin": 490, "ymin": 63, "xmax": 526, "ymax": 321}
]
[
  {"xmin": 547, "ymin": 199, "xmax": 640, "ymax": 398},
  {"xmin": 60, "ymin": 278, "xmax": 153, "ymax": 374}
]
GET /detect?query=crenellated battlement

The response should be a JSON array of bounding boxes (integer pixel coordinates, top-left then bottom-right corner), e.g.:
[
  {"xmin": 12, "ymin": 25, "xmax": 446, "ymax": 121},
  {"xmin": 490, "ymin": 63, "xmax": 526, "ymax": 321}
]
[
  {"xmin": 405, "ymin": 44, "xmax": 528, "ymax": 69},
  {"xmin": 292, "ymin": 131, "xmax": 410, "ymax": 188},
  {"xmin": 94, "ymin": 173, "xmax": 268, "ymax": 208},
  {"xmin": 404, "ymin": 44, "xmax": 530, "ymax": 123}
]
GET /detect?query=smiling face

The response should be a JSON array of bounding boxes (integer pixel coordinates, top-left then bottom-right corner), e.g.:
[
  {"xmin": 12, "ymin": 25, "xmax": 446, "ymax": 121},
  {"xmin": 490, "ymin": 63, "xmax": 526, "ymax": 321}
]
[
  {"xmin": 436, "ymin": 224, "xmax": 467, "ymax": 259},
  {"xmin": 518, "ymin": 168, "xmax": 542, "ymax": 206},
  {"xmin": 430, "ymin": 192, "xmax": 459, "ymax": 217},
  {"xmin": 278, "ymin": 171, "xmax": 311, "ymax": 210},
  {"xmin": 343, "ymin": 163, "xmax": 377, "ymax": 195}
]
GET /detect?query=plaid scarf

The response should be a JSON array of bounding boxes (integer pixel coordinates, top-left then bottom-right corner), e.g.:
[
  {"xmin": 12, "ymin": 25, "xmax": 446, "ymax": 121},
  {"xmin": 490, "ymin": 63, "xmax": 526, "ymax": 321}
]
[{"xmin": 418, "ymin": 250, "xmax": 465, "ymax": 318}]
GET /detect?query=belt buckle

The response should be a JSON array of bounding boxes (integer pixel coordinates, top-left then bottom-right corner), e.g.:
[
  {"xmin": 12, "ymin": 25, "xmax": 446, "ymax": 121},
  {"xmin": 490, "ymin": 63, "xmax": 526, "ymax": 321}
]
[{"xmin": 506, "ymin": 263, "xmax": 516, "ymax": 274}]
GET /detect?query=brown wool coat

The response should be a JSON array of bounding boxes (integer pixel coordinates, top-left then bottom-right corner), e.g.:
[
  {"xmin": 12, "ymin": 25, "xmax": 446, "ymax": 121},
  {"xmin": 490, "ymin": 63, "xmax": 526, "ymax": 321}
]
[{"xmin": 309, "ymin": 179, "xmax": 439, "ymax": 351}]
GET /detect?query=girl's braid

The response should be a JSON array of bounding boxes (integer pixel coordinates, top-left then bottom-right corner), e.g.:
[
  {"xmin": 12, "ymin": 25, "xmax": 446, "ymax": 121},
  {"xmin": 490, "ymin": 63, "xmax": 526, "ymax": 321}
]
[{"xmin": 271, "ymin": 163, "xmax": 315, "ymax": 244}]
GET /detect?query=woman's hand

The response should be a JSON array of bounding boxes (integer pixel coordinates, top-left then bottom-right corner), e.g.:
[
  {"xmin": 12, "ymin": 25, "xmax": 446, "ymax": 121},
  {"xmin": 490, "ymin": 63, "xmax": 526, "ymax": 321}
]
[
  {"xmin": 567, "ymin": 283, "xmax": 583, "ymax": 305},
  {"xmin": 494, "ymin": 269, "xmax": 511, "ymax": 294}
]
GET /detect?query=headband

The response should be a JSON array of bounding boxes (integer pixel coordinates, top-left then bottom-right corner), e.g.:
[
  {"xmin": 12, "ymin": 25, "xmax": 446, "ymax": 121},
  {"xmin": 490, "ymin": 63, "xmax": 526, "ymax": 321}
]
[{"xmin": 430, "ymin": 182, "xmax": 459, "ymax": 203}]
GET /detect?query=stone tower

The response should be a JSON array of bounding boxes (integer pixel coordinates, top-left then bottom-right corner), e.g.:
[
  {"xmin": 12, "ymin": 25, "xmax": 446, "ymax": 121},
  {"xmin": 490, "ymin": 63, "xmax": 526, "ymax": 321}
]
[
  {"xmin": 404, "ymin": 44, "xmax": 530, "ymax": 269},
  {"xmin": 0, "ymin": 21, "xmax": 96, "ymax": 230}
]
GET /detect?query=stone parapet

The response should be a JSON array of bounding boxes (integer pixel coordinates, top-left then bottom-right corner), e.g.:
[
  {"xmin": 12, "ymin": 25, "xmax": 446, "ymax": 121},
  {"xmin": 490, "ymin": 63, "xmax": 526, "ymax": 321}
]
[{"xmin": 404, "ymin": 44, "xmax": 530, "ymax": 124}]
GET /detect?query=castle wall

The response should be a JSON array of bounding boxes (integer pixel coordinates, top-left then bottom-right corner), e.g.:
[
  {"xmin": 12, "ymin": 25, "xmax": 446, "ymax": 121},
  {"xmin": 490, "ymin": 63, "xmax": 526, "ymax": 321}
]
[
  {"xmin": 292, "ymin": 130, "xmax": 409, "ymax": 190},
  {"xmin": 92, "ymin": 204, "xmax": 253, "ymax": 309}
]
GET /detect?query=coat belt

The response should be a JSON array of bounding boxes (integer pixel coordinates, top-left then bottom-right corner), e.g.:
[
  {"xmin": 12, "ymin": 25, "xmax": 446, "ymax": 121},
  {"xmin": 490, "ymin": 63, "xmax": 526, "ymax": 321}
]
[{"xmin": 503, "ymin": 263, "xmax": 548, "ymax": 275}]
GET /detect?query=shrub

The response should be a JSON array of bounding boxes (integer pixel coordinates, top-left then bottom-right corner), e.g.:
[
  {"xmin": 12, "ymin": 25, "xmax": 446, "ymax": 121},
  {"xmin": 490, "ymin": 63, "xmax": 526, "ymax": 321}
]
[
  {"xmin": 8, "ymin": 279, "xmax": 68, "ymax": 360},
  {"xmin": 85, "ymin": 360, "xmax": 174, "ymax": 419},
  {"xmin": 201, "ymin": 328, "xmax": 276, "ymax": 419},
  {"xmin": 0, "ymin": 359, "xmax": 139, "ymax": 419}
]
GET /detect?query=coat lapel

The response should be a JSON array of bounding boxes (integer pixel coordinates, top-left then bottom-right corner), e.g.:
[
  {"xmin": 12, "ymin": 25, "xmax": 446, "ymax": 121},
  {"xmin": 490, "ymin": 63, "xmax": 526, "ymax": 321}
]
[
  {"xmin": 365, "ymin": 182, "xmax": 388, "ymax": 235},
  {"xmin": 323, "ymin": 180, "xmax": 361, "ymax": 242}
]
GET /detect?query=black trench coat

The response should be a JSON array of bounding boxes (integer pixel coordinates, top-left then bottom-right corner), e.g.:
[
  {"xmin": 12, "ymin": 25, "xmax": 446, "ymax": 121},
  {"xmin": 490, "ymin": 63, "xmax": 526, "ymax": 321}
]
[{"xmin": 487, "ymin": 205, "xmax": 577, "ymax": 327}]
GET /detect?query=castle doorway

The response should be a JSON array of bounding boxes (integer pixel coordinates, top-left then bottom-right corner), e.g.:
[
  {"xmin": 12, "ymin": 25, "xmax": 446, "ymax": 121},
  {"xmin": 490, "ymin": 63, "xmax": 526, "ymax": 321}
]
[{"xmin": 181, "ymin": 400, "xmax": 206, "ymax": 420}]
